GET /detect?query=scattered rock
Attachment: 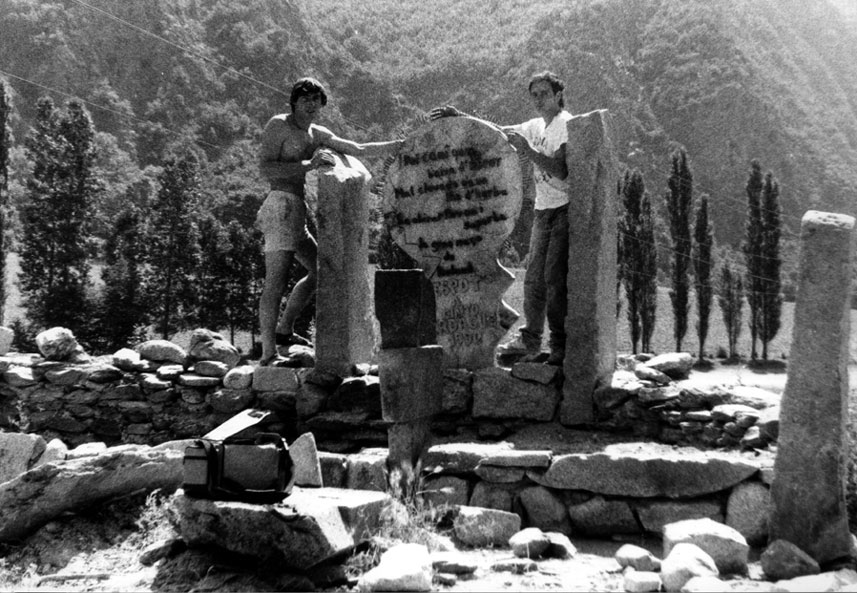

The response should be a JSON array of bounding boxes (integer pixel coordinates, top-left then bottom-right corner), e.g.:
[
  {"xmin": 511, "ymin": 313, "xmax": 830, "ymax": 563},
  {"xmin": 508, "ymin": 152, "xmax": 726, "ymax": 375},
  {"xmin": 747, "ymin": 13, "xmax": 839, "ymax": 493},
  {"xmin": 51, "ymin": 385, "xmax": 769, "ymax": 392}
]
[
  {"xmin": 490, "ymin": 557, "xmax": 537, "ymax": 574},
  {"xmin": 290, "ymin": 432, "xmax": 323, "ymax": 488},
  {"xmin": 660, "ymin": 543, "xmax": 719, "ymax": 592},
  {"xmin": 357, "ymin": 543, "xmax": 432, "ymax": 592},
  {"xmin": 624, "ymin": 570, "xmax": 662, "ymax": 592},
  {"xmin": 663, "ymin": 518, "xmax": 749, "ymax": 575},
  {"xmin": 431, "ymin": 551, "xmax": 478, "ymax": 575},
  {"xmin": 509, "ymin": 527, "xmax": 551, "ymax": 559},
  {"xmin": 453, "ymin": 506, "xmax": 521, "ymax": 547},
  {"xmin": 544, "ymin": 531, "xmax": 577, "ymax": 559},
  {"xmin": 761, "ymin": 539, "xmax": 820, "ymax": 581},
  {"xmin": 680, "ymin": 575, "xmax": 727, "ymax": 592},
  {"xmin": 643, "ymin": 352, "xmax": 693, "ymax": 379},
  {"xmin": 634, "ymin": 365, "xmax": 672, "ymax": 385},
  {"xmin": 615, "ymin": 543, "xmax": 661, "ymax": 572}
]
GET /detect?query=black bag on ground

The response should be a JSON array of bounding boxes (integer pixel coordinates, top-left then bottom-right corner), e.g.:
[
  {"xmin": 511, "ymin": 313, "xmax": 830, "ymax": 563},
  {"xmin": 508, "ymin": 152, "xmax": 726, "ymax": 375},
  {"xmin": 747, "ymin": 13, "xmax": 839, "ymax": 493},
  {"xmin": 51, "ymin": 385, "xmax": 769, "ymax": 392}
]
[{"xmin": 182, "ymin": 409, "xmax": 294, "ymax": 503}]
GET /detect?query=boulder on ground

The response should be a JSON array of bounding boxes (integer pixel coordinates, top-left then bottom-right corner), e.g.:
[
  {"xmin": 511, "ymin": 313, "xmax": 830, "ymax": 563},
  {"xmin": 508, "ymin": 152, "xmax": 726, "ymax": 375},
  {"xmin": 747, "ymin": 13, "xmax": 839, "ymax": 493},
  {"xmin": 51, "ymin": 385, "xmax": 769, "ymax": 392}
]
[
  {"xmin": 761, "ymin": 539, "xmax": 820, "ymax": 581},
  {"xmin": 663, "ymin": 517, "xmax": 749, "ymax": 575},
  {"xmin": 615, "ymin": 543, "xmax": 661, "ymax": 572},
  {"xmin": 508, "ymin": 527, "xmax": 551, "ymax": 559},
  {"xmin": 453, "ymin": 505, "xmax": 521, "ymax": 547},
  {"xmin": 357, "ymin": 543, "xmax": 432, "ymax": 592},
  {"xmin": 642, "ymin": 352, "xmax": 693, "ymax": 379},
  {"xmin": 660, "ymin": 543, "xmax": 719, "ymax": 592}
]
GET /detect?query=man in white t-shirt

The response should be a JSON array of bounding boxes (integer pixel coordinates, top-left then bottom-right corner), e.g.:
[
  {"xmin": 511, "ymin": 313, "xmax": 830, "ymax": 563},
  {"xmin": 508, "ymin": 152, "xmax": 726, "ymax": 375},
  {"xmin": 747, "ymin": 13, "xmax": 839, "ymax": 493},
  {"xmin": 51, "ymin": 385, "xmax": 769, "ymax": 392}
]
[
  {"xmin": 431, "ymin": 71, "xmax": 572, "ymax": 365},
  {"xmin": 500, "ymin": 72, "xmax": 572, "ymax": 366}
]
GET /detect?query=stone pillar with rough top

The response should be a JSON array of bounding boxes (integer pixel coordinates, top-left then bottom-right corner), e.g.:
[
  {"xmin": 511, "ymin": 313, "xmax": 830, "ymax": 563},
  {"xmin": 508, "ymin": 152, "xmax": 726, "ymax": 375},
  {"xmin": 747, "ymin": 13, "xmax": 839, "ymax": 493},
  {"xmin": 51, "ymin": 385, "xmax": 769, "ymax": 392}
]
[
  {"xmin": 311, "ymin": 153, "xmax": 377, "ymax": 376},
  {"xmin": 560, "ymin": 110, "xmax": 619, "ymax": 426},
  {"xmin": 381, "ymin": 117, "xmax": 523, "ymax": 369},
  {"xmin": 769, "ymin": 210, "xmax": 855, "ymax": 564}
]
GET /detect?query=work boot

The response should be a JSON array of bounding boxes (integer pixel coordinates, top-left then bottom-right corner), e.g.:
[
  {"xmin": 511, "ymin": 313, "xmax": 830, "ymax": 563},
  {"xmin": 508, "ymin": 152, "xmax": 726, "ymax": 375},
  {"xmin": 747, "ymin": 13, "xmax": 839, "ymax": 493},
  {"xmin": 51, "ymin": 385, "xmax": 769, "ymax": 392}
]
[{"xmin": 496, "ymin": 336, "xmax": 539, "ymax": 366}]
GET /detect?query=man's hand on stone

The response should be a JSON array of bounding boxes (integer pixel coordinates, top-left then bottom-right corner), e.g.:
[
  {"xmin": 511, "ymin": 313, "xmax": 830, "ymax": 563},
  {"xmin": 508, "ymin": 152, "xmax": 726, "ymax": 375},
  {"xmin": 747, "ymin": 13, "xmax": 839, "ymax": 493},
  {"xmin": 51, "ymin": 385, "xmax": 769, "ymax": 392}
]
[
  {"xmin": 310, "ymin": 148, "xmax": 336, "ymax": 169},
  {"xmin": 506, "ymin": 130, "xmax": 530, "ymax": 154},
  {"xmin": 429, "ymin": 105, "xmax": 462, "ymax": 120}
]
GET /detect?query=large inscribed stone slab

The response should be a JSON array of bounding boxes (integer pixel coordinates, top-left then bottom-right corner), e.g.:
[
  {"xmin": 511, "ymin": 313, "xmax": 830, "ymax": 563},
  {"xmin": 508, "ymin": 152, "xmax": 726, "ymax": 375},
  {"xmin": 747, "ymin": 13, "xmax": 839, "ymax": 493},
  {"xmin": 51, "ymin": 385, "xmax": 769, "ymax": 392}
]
[{"xmin": 382, "ymin": 117, "xmax": 523, "ymax": 369}]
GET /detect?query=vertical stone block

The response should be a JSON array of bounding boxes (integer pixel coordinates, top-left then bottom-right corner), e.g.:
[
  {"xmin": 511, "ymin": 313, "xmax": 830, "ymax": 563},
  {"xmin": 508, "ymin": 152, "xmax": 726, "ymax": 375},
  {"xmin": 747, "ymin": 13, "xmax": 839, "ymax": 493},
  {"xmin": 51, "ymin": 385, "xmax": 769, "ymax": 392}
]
[
  {"xmin": 561, "ymin": 109, "xmax": 619, "ymax": 425},
  {"xmin": 379, "ymin": 346, "xmax": 444, "ymax": 423},
  {"xmin": 374, "ymin": 269, "xmax": 437, "ymax": 348},
  {"xmin": 770, "ymin": 210, "xmax": 855, "ymax": 564},
  {"xmin": 314, "ymin": 154, "xmax": 378, "ymax": 375}
]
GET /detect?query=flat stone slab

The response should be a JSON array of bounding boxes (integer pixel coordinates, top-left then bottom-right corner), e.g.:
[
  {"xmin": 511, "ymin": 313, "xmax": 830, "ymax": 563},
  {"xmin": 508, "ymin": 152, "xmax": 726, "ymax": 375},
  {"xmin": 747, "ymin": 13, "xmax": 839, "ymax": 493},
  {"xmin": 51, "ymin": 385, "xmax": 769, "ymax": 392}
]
[
  {"xmin": 529, "ymin": 442, "xmax": 763, "ymax": 498},
  {"xmin": 423, "ymin": 442, "xmax": 514, "ymax": 473},
  {"xmin": 172, "ymin": 486, "xmax": 391, "ymax": 571}
]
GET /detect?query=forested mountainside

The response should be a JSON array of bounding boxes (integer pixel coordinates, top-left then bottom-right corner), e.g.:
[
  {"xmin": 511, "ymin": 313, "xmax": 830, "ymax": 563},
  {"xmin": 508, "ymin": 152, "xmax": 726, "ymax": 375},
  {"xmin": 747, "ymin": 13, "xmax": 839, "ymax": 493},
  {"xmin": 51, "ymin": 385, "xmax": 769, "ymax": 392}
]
[{"xmin": 2, "ymin": 0, "xmax": 856, "ymax": 247}]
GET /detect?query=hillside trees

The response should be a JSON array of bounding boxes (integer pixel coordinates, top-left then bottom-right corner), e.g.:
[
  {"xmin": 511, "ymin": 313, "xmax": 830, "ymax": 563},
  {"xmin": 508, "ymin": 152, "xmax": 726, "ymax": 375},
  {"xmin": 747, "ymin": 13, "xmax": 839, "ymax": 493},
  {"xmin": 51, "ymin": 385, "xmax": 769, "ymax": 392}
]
[
  {"xmin": 666, "ymin": 148, "xmax": 693, "ymax": 351},
  {"xmin": 98, "ymin": 207, "xmax": 148, "ymax": 351},
  {"xmin": 20, "ymin": 98, "xmax": 101, "ymax": 339},
  {"xmin": 619, "ymin": 169, "xmax": 658, "ymax": 353},
  {"xmin": 144, "ymin": 150, "xmax": 202, "ymax": 339}
]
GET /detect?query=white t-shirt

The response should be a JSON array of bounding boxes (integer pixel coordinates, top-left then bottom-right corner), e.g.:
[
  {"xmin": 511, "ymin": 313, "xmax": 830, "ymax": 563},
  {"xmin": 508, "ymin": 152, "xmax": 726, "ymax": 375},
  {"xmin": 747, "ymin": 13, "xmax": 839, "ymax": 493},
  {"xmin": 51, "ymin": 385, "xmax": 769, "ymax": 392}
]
[{"xmin": 515, "ymin": 110, "xmax": 572, "ymax": 210}]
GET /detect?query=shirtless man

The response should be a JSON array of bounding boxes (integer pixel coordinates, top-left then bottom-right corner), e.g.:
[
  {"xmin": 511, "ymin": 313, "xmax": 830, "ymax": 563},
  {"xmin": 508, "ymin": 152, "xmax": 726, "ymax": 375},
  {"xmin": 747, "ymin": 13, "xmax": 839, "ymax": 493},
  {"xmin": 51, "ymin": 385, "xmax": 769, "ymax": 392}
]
[{"xmin": 257, "ymin": 76, "xmax": 402, "ymax": 366}]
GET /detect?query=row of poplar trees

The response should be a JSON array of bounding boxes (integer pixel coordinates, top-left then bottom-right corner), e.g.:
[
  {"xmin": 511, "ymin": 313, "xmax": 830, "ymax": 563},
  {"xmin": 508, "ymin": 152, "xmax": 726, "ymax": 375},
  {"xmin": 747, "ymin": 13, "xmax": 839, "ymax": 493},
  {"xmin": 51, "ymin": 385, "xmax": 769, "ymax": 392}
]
[
  {"xmin": 0, "ymin": 83, "xmax": 267, "ymax": 354},
  {"xmin": 619, "ymin": 148, "xmax": 783, "ymax": 360}
]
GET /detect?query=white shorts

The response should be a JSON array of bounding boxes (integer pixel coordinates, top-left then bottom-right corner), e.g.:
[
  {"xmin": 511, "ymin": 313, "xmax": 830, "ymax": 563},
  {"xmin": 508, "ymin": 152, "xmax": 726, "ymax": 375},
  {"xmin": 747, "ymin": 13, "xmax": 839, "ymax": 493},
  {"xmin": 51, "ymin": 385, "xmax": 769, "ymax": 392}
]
[{"xmin": 255, "ymin": 190, "xmax": 311, "ymax": 252}]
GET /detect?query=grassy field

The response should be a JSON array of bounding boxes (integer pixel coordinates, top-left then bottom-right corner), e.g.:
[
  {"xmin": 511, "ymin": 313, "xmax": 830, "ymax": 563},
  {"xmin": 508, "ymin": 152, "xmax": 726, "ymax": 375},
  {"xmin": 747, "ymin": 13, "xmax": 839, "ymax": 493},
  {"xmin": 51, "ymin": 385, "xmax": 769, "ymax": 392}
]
[{"xmin": 4, "ymin": 254, "xmax": 855, "ymax": 363}]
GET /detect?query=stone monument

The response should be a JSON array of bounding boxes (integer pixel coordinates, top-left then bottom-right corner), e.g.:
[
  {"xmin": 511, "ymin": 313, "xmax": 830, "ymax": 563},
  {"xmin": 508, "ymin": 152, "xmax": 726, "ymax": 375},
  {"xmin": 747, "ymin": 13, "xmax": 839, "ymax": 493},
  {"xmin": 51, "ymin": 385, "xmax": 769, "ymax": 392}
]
[
  {"xmin": 769, "ymin": 210, "xmax": 855, "ymax": 564},
  {"xmin": 381, "ymin": 117, "xmax": 523, "ymax": 369}
]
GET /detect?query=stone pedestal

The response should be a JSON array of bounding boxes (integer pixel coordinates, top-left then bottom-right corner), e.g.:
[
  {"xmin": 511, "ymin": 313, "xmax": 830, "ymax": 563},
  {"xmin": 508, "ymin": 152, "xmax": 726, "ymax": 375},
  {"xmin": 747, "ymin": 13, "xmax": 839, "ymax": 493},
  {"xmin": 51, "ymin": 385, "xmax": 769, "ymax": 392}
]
[
  {"xmin": 313, "ymin": 154, "xmax": 377, "ymax": 375},
  {"xmin": 561, "ymin": 110, "xmax": 619, "ymax": 425},
  {"xmin": 381, "ymin": 117, "xmax": 522, "ymax": 369},
  {"xmin": 379, "ymin": 346, "xmax": 443, "ymax": 478},
  {"xmin": 769, "ymin": 210, "xmax": 855, "ymax": 564}
]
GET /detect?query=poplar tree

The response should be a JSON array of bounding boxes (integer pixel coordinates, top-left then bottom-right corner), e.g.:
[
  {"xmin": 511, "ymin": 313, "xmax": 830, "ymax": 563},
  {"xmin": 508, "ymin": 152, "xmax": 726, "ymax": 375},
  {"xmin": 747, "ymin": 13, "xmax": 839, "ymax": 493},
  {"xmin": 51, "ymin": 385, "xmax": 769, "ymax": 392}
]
[
  {"xmin": 619, "ymin": 169, "xmax": 657, "ymax": 354},
  {"xmin": 98, "ymin": 207, "xmax": 148, "ymax": 350},
  {"xmin": 742, "ymin": 160, "xmax": 764, "ymax": 360},
  {"xmin": 718, "ymin": 255, "xmax": 744, "ymax": 360},
  {"xmin": 144, "ymin": 151, "xmax": 201, "ymax": 339},
  {"xmin": 20, "ymin": 98, "xmax": 100, "ymax": 336},
  {"xmin": 0, "ymin": 80, "xmax": 11, "ymax": 324},
  {"xmin": 693, "ymin": 194, "xmax": 714, "ymax": 360},
  {"xmin": 666, "ymin": 148, "xmax": 692, "ymax": 351},
  {"xmin": 759, "ymin": 171, "xmax": 782, "ymax": 359}
]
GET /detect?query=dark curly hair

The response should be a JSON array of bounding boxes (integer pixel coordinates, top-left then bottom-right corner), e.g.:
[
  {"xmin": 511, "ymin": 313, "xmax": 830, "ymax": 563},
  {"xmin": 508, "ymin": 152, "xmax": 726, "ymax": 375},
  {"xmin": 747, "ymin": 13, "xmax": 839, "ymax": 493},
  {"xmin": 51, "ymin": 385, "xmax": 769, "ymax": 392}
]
[
  {"xmin": 528, "ymin": 71, "xmax": 565, "ymax": 108},
  {"xmin": 289, "ymin": 77, "xmax": 328, "ymax": 111}
]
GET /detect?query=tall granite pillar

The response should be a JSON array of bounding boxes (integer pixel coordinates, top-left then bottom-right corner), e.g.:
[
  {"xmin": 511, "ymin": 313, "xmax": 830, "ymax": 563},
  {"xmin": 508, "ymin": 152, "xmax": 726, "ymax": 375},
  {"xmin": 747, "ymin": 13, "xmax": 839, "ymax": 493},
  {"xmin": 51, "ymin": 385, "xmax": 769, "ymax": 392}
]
[
  {"xmin": 313, "ymin": 153, "xmax": 377, "ymax": 375},
  {"xmin": 560, "ymin": 110, "xmax": 619, "ymax": 426},
  {"xmin": 770, "ymin": 210, "xmax": 855, "ymax": 564}
]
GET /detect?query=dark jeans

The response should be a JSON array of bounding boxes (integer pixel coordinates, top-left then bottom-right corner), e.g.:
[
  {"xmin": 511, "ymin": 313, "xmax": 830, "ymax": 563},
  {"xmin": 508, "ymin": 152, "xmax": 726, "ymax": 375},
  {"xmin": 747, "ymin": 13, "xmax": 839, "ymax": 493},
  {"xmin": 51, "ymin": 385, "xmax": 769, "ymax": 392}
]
[{"xmin": 520, "ymin": 203, "xmax": 569, "ymax": 355}]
